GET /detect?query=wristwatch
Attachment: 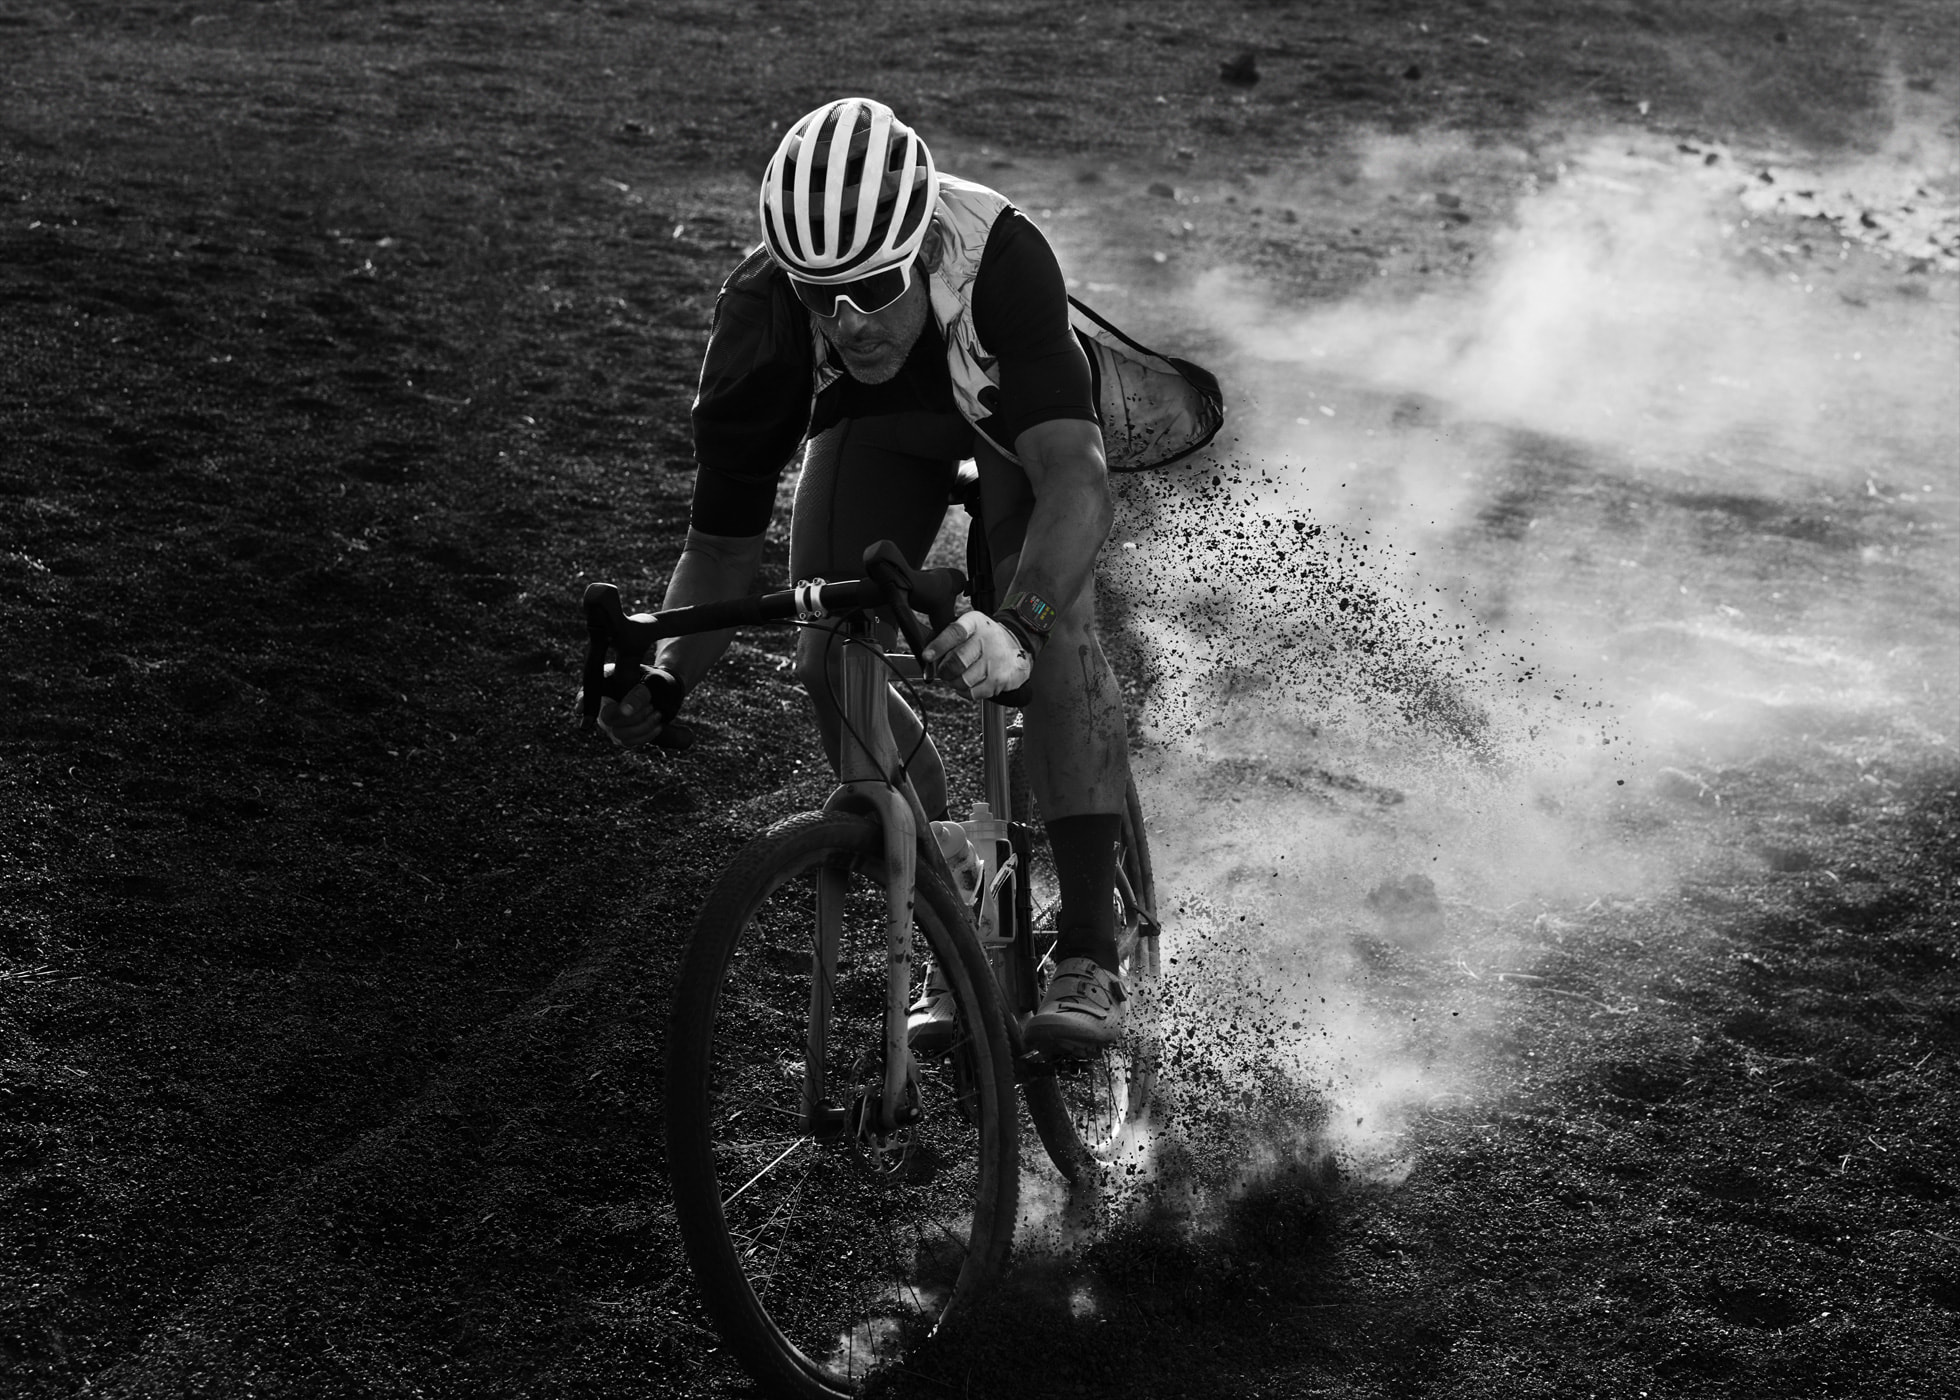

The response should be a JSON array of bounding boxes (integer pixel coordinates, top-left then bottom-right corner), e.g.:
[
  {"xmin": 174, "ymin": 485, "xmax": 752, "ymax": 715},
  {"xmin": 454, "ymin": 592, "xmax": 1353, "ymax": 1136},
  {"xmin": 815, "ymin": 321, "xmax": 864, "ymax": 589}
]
[{"xmin": 995, "ymin": 589, "xmax": 1058, "ymax": 657}]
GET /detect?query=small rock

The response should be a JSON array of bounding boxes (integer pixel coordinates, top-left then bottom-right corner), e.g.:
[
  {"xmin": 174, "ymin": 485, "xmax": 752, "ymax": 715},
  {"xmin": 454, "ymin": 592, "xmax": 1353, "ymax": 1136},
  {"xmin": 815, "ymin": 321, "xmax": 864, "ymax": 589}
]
[
  {"xmin": 1365, "ymin": 874, "xmax": 1444, "ymax": 934},
  {"xmin": 1655, "ymin": 767, "xmax": 1719, "ymax": 805},
  {"xmin": 1219, "ymin": 50, "xmax": 1259, "ymax": 85},
  {"xmin": 1147, "ymin": 181, "xmax": 1177, "ymax": 199},
  {"xmin": 1758, "ymin": 845, "xmax": 1818, "ymax": 874}
]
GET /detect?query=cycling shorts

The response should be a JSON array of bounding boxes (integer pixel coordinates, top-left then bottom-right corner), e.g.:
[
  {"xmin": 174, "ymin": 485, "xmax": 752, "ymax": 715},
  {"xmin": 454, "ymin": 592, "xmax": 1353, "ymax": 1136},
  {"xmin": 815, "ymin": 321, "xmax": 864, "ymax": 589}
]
[{"xmin": 787, "ymin": 411, "xmax": 1035, "ymax": 594}]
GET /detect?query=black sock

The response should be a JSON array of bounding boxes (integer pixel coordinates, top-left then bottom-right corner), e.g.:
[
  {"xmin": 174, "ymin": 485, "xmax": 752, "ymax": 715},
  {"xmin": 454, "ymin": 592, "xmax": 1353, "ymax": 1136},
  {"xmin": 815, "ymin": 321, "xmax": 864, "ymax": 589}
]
[{"xmin": 1046, "ymin": 812, "xmax": 1121, "ymax": 974}]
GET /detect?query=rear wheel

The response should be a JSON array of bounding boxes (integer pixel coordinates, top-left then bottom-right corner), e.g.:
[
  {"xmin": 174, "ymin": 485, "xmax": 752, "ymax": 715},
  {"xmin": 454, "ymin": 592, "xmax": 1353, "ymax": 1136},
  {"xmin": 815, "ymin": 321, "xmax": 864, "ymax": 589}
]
[
  {"xmin": 666, "ymin": 812, "xmax": 1019, "ymax": 1398},
  {"xmin": 1012, "ymin": 763, "xmax": 1161, "ymax": 1183}
]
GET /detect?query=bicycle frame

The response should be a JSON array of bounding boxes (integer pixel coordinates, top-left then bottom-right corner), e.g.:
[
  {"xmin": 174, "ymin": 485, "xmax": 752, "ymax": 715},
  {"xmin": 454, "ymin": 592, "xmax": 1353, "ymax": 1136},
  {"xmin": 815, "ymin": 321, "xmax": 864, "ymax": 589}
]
[
  {"xmin": 806, "ymin": 614, "xmax": 1030, "ymax": 1137},
  {"xmin": 810, "ymin": 614, "xmax": 936, "ymax": 1138},
  {"xmin": 580, "ymin": 540, "xmax": 1145, "ymax": 1152}
]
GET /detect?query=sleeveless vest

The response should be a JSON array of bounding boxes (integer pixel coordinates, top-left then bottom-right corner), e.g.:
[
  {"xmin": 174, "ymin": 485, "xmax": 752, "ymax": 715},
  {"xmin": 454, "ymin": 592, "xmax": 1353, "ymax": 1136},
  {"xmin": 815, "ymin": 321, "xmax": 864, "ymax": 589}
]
[
  {"xmin": 807, "ymin": 176, "xmax": 1223, "ymax": 472},
  {"xmin": 809, "ymin": 174, "xmax": 1019, "ymax": 457}
]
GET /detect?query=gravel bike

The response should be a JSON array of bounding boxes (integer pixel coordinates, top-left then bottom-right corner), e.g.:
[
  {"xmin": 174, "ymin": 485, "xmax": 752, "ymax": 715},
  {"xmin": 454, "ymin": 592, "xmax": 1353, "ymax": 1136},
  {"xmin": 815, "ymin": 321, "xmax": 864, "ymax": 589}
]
[{"xmin": 579, "ymin": 536, "xmax": 1158, "ymax": 1398}]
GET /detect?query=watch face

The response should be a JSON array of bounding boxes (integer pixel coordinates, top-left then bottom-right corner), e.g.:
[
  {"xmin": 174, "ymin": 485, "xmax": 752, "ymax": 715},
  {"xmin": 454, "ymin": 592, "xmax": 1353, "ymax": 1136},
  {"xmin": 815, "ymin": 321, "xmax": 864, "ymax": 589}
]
[{"xmin": 1011, "ymin": 591, "xmax": 1057, "ymax": 636}]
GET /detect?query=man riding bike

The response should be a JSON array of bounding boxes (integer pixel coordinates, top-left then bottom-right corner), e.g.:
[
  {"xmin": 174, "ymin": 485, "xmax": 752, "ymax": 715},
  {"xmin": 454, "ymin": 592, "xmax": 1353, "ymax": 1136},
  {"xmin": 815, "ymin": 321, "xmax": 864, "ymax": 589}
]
[{"xmin": 597, "ymin": 97, "xmax": 1131, "ymax": 1054}]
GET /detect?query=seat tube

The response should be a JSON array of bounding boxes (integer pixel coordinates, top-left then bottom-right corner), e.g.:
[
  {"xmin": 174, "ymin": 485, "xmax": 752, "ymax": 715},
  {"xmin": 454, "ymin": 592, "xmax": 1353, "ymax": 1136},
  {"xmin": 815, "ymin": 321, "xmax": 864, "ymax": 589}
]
[{"xmin": 982, "ymin": 702, "xmax": 1012, "ymax": 818}]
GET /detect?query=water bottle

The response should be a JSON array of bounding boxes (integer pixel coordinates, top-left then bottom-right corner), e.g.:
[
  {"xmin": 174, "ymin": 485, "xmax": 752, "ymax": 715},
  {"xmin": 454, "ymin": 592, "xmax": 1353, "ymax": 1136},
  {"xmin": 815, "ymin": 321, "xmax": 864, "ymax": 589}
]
[{"xmin": 932, "ymin": 820, "xmax": 983, "ymax": 907}]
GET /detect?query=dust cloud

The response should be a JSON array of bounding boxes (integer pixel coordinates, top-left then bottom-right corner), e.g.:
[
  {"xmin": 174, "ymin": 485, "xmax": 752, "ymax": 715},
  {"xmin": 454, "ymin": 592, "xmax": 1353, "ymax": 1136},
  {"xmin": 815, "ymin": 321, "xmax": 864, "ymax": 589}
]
[{"xmin": 1052, "ymin": 115, "xmax": 1958, "ymax": 1224}]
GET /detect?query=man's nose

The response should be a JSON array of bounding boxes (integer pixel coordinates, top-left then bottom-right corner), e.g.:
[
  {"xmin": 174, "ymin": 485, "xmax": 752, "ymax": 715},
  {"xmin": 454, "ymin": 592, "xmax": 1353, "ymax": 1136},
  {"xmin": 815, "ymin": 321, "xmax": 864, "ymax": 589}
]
[{"xmin": 832, "ymin": 304, "xmax": 872, "ymax": 336}]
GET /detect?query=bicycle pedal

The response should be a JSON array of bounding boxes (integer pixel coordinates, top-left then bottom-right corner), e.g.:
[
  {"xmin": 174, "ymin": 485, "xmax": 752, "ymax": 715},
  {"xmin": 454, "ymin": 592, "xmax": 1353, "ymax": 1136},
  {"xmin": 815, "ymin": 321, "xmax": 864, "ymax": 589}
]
[{"xmin": 1019, "ymin": 1045, "xmax": 1093, "ymax": 1074}]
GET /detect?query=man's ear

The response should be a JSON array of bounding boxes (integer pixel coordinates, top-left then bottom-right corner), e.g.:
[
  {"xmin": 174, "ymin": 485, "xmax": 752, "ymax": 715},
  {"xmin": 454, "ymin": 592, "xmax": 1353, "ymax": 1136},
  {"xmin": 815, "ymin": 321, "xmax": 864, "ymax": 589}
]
[{"xmin": 920, "ymin": 218, "xmax": 944, "ymax": 273}]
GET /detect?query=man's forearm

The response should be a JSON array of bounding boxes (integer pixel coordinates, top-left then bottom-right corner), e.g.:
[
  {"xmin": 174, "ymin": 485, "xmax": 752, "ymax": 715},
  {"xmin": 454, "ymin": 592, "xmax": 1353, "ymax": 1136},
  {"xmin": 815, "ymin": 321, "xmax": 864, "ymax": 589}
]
[
  {"xmin": 651, "ymin": 527, "xmax": 768, "ymax": 693},
  {"xmin": 1005, "ymin": 468, "xmax": 1112, "ymax": 621},
  {"xmin": 1006, "ymin": 418, "xmax": 1114, "ymax": 622}
]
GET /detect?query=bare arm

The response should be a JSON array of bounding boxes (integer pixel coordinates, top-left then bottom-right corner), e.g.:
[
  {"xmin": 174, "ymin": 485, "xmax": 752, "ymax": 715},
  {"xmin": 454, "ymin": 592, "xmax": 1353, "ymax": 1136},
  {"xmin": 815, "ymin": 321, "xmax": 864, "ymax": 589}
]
[
  {"xmin": 1003, "ymin": 416, "xmax": 1112, "ymax": 615},
  {"xmin": 650, "ymin": 527, "xmax": 768, "ymax": 692},
  {"xmin": 920, "ymin": 416, "xmax": 1110, "ymax": 698},
  {"xmin": 601, "ymin": 526, "xmax": 765, "ymax": 746}
]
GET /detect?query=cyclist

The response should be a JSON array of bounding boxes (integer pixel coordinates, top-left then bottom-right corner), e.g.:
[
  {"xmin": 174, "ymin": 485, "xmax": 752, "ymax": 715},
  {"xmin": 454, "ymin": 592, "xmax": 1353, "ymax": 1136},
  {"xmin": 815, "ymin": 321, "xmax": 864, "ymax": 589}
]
[{"xmin": 598, "ymin": 97, "xmax": 1128, "ymax": 1055}]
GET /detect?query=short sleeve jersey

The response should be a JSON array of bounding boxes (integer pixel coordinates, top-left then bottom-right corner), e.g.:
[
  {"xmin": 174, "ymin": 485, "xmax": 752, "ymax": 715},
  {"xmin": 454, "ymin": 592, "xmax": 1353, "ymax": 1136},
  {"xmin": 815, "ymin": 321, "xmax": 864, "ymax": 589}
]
[{"xmin": 688, "ymin": 207, "xmax": 1096, "ymax": 537}]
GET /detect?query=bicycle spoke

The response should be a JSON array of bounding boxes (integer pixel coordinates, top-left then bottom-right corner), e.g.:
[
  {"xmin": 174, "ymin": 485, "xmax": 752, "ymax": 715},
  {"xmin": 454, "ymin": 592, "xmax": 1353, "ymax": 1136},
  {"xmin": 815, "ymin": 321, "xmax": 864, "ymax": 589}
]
[
  {"xmin": 747, "ymin": 1174, "xmax": 809, "ymax": 1300},
  {"xmin": 723, "ymin": 1136, "xmax": 810, "ymax": 1209}
]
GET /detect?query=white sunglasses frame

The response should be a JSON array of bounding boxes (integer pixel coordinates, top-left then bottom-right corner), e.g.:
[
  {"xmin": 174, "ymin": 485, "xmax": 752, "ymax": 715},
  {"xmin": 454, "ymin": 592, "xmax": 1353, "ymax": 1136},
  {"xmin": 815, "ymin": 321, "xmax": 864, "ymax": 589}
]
[{"xmin": 789, "ymin": 258, "xmax": 916, "ymax": 319}]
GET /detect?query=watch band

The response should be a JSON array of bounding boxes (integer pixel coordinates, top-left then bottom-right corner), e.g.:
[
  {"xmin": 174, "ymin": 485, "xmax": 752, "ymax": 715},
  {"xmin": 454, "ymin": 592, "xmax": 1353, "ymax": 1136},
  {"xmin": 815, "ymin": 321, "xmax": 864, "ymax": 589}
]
[{"xmin": 992, "ymin": 607, "xmax": 1043, "ymax": 659}]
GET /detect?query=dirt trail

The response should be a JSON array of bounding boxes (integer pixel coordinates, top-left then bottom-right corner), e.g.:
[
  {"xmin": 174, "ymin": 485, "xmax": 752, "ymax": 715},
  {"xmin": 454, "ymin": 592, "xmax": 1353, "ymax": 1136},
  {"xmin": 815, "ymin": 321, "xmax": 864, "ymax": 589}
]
[{"xmin": 3, "ymin": 3, "xmax": 1957, "ymax": 1397}]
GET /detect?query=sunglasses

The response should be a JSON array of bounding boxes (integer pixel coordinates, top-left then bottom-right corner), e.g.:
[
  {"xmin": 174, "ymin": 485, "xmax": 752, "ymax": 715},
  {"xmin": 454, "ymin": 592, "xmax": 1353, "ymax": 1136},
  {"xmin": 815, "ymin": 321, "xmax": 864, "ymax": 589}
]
[{"xmin": 788, "ymin": 259, "xmax": 915, "ymax": 319}]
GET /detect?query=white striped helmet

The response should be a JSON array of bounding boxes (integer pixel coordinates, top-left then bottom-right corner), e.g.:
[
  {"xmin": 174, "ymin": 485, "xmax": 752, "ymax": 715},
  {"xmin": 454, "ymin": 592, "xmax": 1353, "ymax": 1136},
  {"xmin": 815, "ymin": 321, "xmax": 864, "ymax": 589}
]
[{"xmin": 758, "ymin": 98, "xmax": 938, "ymax": 284}]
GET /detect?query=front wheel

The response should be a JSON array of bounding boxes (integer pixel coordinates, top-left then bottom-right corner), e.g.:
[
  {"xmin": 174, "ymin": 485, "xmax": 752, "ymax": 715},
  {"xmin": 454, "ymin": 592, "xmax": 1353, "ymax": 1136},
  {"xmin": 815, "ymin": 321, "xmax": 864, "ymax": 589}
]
[
  {"xmin": 666, "ymin": 812, "xmax": 1020, "ymax": 1398},
  {"xmin": 1016, "ymin": 775, "xmax": 1161, "ymax": 1183}
]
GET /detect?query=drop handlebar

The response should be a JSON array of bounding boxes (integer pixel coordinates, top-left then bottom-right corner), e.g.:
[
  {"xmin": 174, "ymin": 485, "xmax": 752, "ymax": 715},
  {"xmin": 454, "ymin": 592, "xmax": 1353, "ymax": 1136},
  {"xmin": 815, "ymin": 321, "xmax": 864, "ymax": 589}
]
[{"xmin": 579, "ymin": 539, "xmax": 967, "ymax": 735}]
